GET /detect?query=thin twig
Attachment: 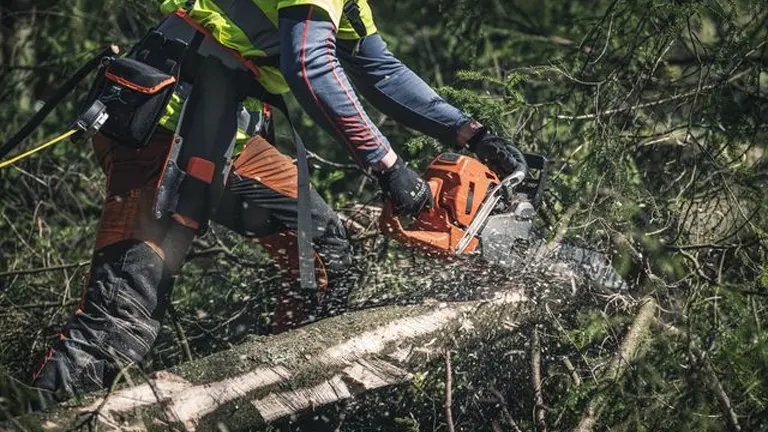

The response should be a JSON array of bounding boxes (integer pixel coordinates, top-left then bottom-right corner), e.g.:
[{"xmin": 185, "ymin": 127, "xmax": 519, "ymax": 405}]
[
  {"xmin": 445, "ymin": 349, "xmax": 456, "ymax": 432},
  {"xmin": 0, "ymin": 261, "xmax": 89, "ymax": 279},
  {"xmin": 306, "ymin": 150, "xmax": 361, "ymax": 172},
  {"xmin": 659, "ymin": 321, "xmax": 742, "ymax": 432},
  {"xmin": 168, "ymin": 302, "xmax": 194, "ymax": 363},
  {"xmin": 14, "ymin": 299, "xmax": 78, "ymax": 310},
  {"xmin": 557, "ymin": 68, "xmax": 751, "ymax": 121},
  {"xmin": 532, "ymin": 327, "xmax": 548, "ymax": 432}
]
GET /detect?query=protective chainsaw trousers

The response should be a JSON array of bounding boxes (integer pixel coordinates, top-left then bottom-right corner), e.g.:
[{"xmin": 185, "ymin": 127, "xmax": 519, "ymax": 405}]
[{"xmin": 31, "ymin": 128, "xmax": 353, "ymax": 399}]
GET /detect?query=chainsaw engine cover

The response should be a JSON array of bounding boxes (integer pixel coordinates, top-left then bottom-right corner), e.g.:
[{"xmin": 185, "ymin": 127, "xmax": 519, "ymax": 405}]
[
  {"xmin": 380, "ymin": 153, "xmax": 500, "ymax": 256},
  {"xmin": 415, "ymin": 153, "xmax": 500, "ymax": 231}
]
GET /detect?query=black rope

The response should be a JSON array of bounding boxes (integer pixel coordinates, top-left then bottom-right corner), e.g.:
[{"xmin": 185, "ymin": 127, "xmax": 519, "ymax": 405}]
[{"xmin": 0, "ymin": 45, "xmax": 119, "ymax": 161}]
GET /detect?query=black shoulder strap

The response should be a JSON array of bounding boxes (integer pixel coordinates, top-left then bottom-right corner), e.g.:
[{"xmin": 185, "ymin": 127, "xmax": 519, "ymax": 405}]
[
  {"xmin": 343, "ymin": 0, "xmax": 368, "ymax": 38},
  {"xmin": 259, "ymin": 93, "xmax": 317, "ymax": 293}
]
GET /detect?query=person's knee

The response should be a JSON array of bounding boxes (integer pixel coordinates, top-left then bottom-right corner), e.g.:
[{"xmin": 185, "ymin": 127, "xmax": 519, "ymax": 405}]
[{"xmin": 314, "ymin": 219, "xmax": 354, "ymax": 277}]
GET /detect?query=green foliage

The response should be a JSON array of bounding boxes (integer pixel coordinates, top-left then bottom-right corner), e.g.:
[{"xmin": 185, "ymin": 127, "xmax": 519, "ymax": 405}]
[
  {"xmin": 438, "ymin": 69, "xmax": 529, "ymax": 133},
  {"xmin": 393, "ymin": 415, "xmax": 420, "ymax": 432},
  {"xmin": 761, "ymin": 265, "xmax": 768, "ymax": 289},
  {"xmin": 1, "ymin": 0, "xmax": 767, "ymax": 430}
]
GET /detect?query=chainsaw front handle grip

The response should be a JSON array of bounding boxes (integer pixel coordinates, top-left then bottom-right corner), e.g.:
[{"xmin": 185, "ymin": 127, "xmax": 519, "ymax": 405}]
[
  {"xmin": 520, "ymin": 153, "xmax": 548, "ymax": 209},
  {"xmin": 509, "ymin": 168, "xmax": 527, "ymax": 183},
  {"xmin": 509, "ymin": 144, "xmax": 529, "ymax": 176}
]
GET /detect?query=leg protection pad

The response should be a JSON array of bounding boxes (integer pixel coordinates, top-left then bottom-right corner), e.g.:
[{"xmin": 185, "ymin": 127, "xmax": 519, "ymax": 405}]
[
  {"xmin": 91, "ymin": 130, "xmax": 175, "ymax": 257},
  {"xmin": 32, "ymin": 241, "xmax": 174, "ymax": 399},
  {"xmin": 213, "ymin": 136, "xmax": 355, "ymax": 331}
]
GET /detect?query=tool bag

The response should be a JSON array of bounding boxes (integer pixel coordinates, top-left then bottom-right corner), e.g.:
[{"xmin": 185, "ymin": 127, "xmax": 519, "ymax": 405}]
[{"xmin": 81, "ymin": 31, "xmax": 188, "ymax": 148}]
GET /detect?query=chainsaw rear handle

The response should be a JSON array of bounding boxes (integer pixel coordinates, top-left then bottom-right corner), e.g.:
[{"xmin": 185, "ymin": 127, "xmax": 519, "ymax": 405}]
[
  {"xmin": 381, "ymin": 152, "xmax": 525, "ymax": 257},
  {"xmin": 381, "ymin": 177, "xmax": 481, "ymax": 256},
  {"xmin": 380, "ymin": 179, "xmax": 451, "ymax": 251}
]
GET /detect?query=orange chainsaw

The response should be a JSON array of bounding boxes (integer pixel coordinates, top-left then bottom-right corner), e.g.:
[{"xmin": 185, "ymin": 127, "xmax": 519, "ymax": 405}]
[{"xmin": 380, "ymin": 152, "xmax": 548, "ymax": 258}]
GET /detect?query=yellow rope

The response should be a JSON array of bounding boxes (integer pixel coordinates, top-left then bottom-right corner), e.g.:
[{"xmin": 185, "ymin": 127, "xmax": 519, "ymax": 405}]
[{"xmin": 0, "ymin": 129, "xmax": 78, "ymax": 169}]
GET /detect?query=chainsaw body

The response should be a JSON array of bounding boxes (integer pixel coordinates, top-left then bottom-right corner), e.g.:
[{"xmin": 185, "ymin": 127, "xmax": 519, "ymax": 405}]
[{"xmin": 380, "ymin": 152, "xmax": 548, "ymax": 257}]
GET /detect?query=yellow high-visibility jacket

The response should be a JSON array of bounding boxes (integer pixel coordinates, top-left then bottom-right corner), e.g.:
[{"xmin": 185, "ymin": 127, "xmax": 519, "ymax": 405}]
[
  {"xmin": 159, "ymin": 0, "xmax": 377, "ymax": 94},
  {"xmin": 158, "ymin": 0, "xmax": 377, "ymax": 146}
]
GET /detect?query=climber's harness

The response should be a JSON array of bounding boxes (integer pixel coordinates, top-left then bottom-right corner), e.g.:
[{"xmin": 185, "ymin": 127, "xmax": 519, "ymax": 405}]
[
  {"xmin": 1, "ymin": 1, "xmax": 370, "ymax": 292},
  {"xmin": 76, "ymin": 2, "xmax": 370, "ymax": 291}
]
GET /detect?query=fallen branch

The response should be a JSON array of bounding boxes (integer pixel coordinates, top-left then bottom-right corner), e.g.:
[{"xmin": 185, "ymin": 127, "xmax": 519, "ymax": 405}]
[
  {"xmin": 562, "ymin": 356, "xmax": 582, "ymax": 387},
  {"xmin": 691, "ymin": 348, "xmax": 743, "ymax": 432},
  {"xmin": 10, "ymin": 300, "xmax": 78, "ymax": 310},
  {"xmin": 445, "ymin": 349, "xmax": 456, "ymax": 432},
  {"xmin": 532, "ymin": 327, "xmax": 548, "ymax": 432},
  {"xmin": 574, "ymin": 297, "xmax": 657, "ymax": 432},
  {"xmin": 487, "ymin": 388, "xmax": 524, "ymax": 432},
  {"xmin": 6, "ymin": 229, "xmax": 620, "ymax": 430}
]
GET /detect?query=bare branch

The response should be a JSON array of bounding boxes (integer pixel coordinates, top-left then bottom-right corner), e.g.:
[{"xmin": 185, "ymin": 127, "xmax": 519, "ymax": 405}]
[
  {"xmin": 0, "ymin": 261, "xmax": 89, "ymax": 279},
  {"xmin": 532, "ymin": 327, "xmax": 548, "ymax": 432},
  {"xmin": 445, "ymin": 349, "xmax": 456, "ymax": 432}
]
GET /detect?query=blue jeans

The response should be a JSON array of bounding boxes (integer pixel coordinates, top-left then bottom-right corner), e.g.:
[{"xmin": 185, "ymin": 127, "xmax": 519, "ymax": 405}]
[{"xmin": 279, "ymin": 6, "xmax": 472, "ymax": 167}]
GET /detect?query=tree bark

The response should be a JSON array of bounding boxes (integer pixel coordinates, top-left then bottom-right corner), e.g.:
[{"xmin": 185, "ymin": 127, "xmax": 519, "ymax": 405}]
[{"xmin": 11, "ymin": 287, "xmax": 539, "ymax": 432}]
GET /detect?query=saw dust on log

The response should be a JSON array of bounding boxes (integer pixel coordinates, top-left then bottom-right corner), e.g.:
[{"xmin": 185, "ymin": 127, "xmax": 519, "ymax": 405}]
[
  {"xmin": 253, "ymin": 358, "xmax": 412, "ymax": 422},
  {"xmin": 14, "ymin": 286, "xmax": 534, "ymax": 432}
]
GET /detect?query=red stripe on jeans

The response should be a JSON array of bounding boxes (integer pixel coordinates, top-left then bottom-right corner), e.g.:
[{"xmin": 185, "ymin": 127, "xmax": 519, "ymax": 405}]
[
  {"xmin": 299, "ymin": 7, "xmax": 364, "ymax": 167},
  {"xmin": 337, "ymin": 116, "xmax": 379, "ymax": 148},
  {"xmin": 324, "ymin": 27, "xmax": 390, "ymax": 154}
]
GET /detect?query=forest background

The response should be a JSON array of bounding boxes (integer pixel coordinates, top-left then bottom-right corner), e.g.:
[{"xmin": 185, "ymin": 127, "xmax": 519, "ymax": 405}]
[{"xmin": 1, "ymin": 0, "xmax": 767, "ymax": 430}]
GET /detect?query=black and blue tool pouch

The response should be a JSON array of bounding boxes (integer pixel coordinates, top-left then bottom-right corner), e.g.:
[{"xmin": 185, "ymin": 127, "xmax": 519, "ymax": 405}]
[{"xmin": 79, "ymin": 31, "xmax": 188, "ymax": 148}]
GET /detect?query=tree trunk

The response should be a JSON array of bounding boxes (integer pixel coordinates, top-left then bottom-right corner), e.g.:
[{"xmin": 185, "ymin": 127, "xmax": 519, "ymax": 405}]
[
  {"xmin": 7, "ymin": 232, "xmax": 623, "ymax": 431},
  {"xmin": 12, "ymin": 285, "xmax": 544, "ymax": 431}
]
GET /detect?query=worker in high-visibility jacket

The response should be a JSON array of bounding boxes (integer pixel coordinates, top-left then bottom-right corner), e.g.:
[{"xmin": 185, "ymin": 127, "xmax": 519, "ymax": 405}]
[{"xmin": 31, "ymin": 0, "xmax": 526, "ymax": 400}]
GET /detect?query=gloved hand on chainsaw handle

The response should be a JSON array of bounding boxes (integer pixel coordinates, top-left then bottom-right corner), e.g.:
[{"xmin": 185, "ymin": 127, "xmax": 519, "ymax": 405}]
[
  {"xmin": 466, "ymin": 128, "xmax": 528, "ymax": 179},
  {"xmin": 375, "ymin": 155, "xmax": 434, "ymax": 216}
]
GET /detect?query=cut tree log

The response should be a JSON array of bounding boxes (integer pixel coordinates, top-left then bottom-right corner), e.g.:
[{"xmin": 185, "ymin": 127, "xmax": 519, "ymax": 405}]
[
  {"xmin": 5, "ymin": 229, "xmax": 625, "ymax": 431},
  {"xmin": 10, "ymin": 283, "xmax": 549, "ymax": 432}
]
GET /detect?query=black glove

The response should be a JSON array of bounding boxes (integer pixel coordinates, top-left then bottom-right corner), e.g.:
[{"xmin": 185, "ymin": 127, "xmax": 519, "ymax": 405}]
[
  {"xmin": 376, "ymin": 156, "xmax": 434, "ymax": 216},
  {"xmin": 467, "ymin": 128, "xmax": 528, "ymax": 178}
]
